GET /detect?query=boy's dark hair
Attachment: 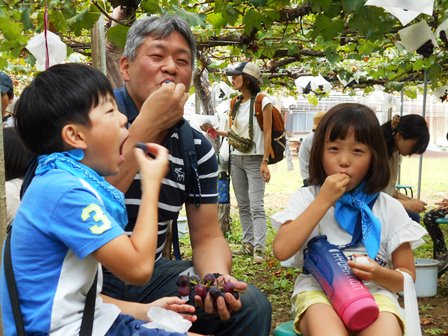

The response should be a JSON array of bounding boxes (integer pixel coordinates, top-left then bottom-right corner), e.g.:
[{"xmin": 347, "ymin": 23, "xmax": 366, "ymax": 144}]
[
  {"xmin": 381, "ymin": 114, "xmax": 429, "ymax": 158},
  {"xmin": 309, "ymin": 103, "xmax": 390, "ymax": 194},
  {"xmin": 15, "ymin": 63, "xmax": 114, "ymax": 154},
  {"xmin": 3, "ymin": 127, "xmax": 35, "ymax": 181}
]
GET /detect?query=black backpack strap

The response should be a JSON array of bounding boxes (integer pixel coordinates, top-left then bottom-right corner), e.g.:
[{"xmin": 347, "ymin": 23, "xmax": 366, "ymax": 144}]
[
  {"xmin": 79, "ymin": 270, "xmax": 98, "ymax": 336},
  {"xmin": 20, "ymin": 155, "xmax": 38, "ymax": 199},
  {"xmin": 177, "ymin": 119, "xmax": 201, "ymax": 207},
  {"xmin": 171, "ymin": 216, "xmax": 181, "ymax": 261},
  {"xmin": 171, "ymin": 119, "xmax": 201, "ymax": 260},
  {"xmin": 4, "ymin": 230, "xmax": 26, "ymax": 336}
]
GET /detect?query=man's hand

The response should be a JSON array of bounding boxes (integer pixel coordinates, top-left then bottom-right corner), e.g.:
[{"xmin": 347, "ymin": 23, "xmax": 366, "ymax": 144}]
[
  {"xmin": 193, "ymin": 274, "xmax": 247, "ymax": 321},
  {"xmin": 129, "ymin": 82, "xmax": 188, "ymax": 144}
]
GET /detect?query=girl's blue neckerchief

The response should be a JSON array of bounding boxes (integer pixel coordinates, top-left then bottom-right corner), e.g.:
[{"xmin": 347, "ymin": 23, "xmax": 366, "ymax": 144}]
[
  {"xmin": 35, "ymin": 149, "xmax": 127, "ymax": 228},
  {"xmin": 334, "ymin": 181, "xmax": 381, "ymax": 259}
]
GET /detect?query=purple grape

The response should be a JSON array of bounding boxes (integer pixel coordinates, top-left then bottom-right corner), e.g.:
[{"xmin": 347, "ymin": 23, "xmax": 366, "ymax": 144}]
[
  {"xmin": 440, "ymin": 30, "xmax": 448, "ymax": 44},
  {"xmin": 208, "ymin": 286, "xmax": 222, "ymax": 299},
  {"xmin": 194, "ymin": 283, "xmax": 207, "ymax": 299},
  {"xmin": 189, "ymin": 275, "xmax": 201, "ymax": 285},
  {"xmin": 209, "ymin": 286, "xmax": 222, "ymax": 309},
  {"xmin": 223, "ymin": 282, "xmax": 235, "ymax": 294},
  {"xmin": 203, "ymin": 273, "xmax": 216, "ymax": 286},
  {"xmin": 303, "ymin": 81, "xmax": 311, "ymax": 94},
  {"xmin": 178, "ymin": 285, "xmax": 190, "ymax": 297},
  {"xmin": 416, "ymin": 40, "xmax": 434, "ymax": 58},
  {"xmin": 176, "ymin": 274, "xmax": 189, "ymax": 287}
]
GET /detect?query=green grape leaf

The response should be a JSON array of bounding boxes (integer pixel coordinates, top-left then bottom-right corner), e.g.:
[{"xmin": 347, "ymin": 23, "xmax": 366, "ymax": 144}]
[{"xmin": 106, "ymin": 24, "xmax": 129, "ymax": 50}]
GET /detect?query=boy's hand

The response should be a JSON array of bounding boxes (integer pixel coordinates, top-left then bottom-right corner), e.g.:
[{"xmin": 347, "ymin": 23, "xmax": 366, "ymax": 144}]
[
  {"xmin": 148, "ymin": 297, "xmax": 197, "ymax": 323},
  {"xmin": 134, "ymin": 143, "xmax": 169, "ymax": 190}
]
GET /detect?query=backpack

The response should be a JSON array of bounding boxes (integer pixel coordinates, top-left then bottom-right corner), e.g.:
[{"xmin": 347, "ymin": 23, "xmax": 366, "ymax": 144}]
[{"xmin": 229, "ymin": 93, "xmax": 286, "ymax": 164}]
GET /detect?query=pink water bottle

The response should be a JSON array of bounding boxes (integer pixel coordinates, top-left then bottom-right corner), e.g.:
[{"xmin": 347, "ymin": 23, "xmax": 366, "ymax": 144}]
[{"xmin": 303, "ymin": 235, "xmax": 379, "ymax": 331}]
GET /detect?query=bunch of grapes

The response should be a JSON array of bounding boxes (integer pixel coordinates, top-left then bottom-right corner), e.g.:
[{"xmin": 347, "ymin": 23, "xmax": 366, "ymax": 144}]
[
  {"xmin": 176, "ymin": 273, "xmax": 240, "ymax": 305},
  {"xmin": 416, "ymin": 40, "xmax": 434, "ymax": 58}
]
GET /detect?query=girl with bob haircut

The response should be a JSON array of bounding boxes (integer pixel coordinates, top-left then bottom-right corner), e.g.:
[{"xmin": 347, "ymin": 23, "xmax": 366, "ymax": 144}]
[{"xmin": 272, "ymin": 103, "xmax": 427, "ymax": 335}]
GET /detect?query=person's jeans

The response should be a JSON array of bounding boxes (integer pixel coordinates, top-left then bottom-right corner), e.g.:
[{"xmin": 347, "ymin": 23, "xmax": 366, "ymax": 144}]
[
  {"xmin": 102, "ymin": 258, "xmax": 272, "ymax": 336},
  {"xmin": 407, "ymin": 209, "xmax": 421, "ymax": 224},
  {"xmin": 230, "ymin": 154, "xmax": 267, "ymax": 249}
]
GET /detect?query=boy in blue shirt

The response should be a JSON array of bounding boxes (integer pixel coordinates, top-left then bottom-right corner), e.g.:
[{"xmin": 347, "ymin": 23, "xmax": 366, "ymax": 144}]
[{"xmin": 1, "ymin": 63, "xmax": 200, "ymax": 335}]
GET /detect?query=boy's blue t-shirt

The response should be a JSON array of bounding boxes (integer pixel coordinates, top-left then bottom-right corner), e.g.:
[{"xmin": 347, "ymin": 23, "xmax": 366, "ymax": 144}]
[{"xmin": 1, "ymin": 169, "xmax": 123, "ymax": 335}]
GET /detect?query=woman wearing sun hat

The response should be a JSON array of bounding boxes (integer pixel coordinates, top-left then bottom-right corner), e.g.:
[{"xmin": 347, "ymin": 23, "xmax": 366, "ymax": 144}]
[{"xmin": 203, "ymin": 61, "xmax": 273, "ymax": 263}]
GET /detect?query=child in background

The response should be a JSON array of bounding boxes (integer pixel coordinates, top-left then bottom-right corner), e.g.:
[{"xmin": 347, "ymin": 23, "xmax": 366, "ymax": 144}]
[
  {"xmin": 3, "ymin": 127, "xmax": 35, "ymax": 225},
  {"xmin": 1, "ymin": 63, "xmax": 199, "ymax": 336},
  {"xmin": 272, "ymin": 103, "xmax": 427, "ymax": 335},
  {"xmin": 381, "ymin": 114, "xmax": 429, "ymax": 223}
]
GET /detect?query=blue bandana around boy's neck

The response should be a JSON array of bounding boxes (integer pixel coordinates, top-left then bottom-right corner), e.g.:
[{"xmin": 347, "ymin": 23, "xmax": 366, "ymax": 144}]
[
  {"xmin": 35, "ymin": 149, "xmax": 127, "ymax": 227},
  {"xmin": 334, "ymin": 181, "xmax": 381, "ymax": 259}
]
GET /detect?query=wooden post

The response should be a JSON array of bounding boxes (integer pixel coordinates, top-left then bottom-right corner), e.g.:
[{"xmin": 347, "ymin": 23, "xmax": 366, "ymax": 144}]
[{"xmin": 91, "ymin": 15, "xmax": 107, "ymax": 75}]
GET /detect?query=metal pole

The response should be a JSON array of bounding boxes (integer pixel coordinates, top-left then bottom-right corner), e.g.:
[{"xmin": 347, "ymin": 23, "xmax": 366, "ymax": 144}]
[
  {"xmin": 417, "ymin": 69, "xmax": 428, "ymax": 199},
  {"xmin": 400, "ymin": 89, "xmax": 404, "ymax": 117}
]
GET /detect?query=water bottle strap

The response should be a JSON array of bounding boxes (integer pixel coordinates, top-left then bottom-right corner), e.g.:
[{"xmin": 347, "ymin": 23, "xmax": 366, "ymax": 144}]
[{"xmin": 396, "ymin": 269, "xmax": 422, "ymax": 336}]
